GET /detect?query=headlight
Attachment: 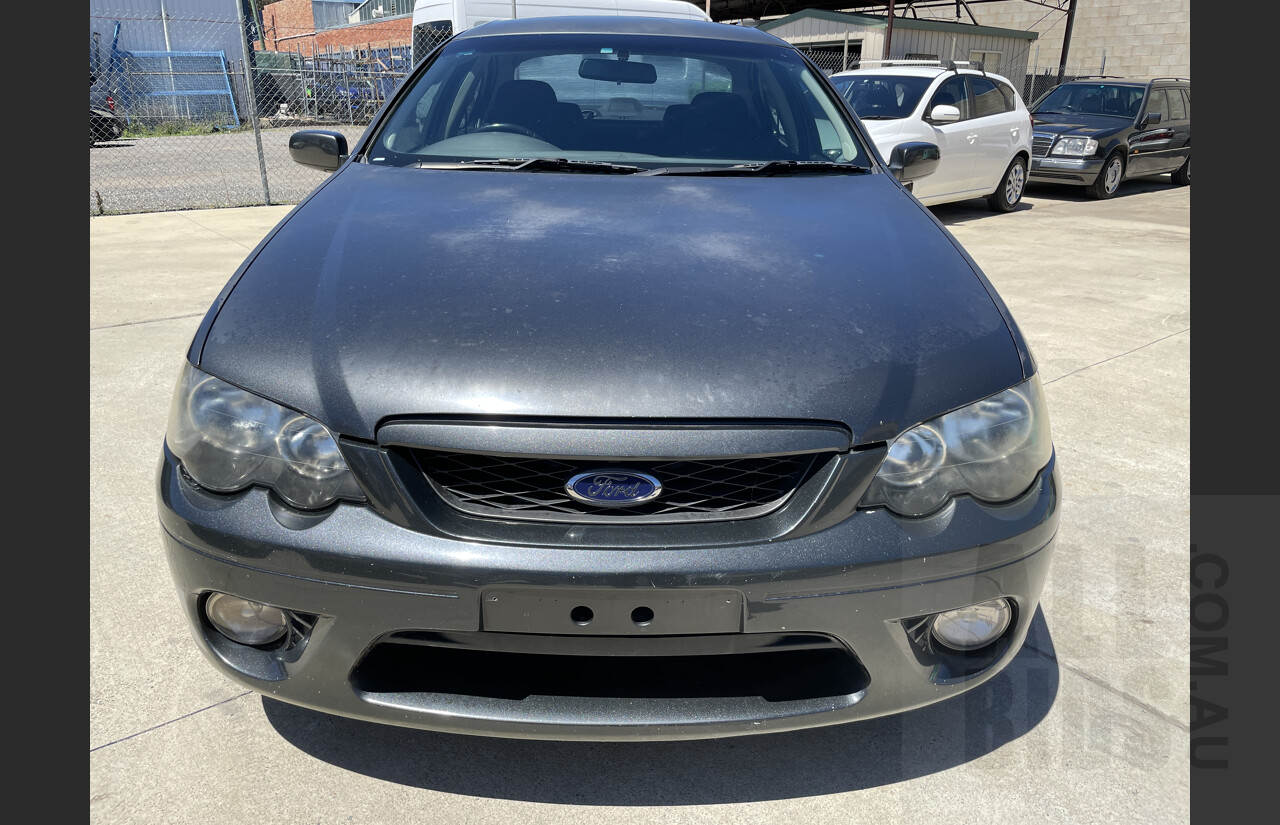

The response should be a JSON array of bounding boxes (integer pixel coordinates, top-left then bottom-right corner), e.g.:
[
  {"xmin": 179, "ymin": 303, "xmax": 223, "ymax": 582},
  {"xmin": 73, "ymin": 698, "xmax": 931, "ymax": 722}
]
[
  {"xmin": 165, "ymin": 362, "xmax": 366, "ymax": 510},
  {"xmin": 1049, "ymin": 136, "xmax": 1099, "ymax": 157},
  {"xmin": 861, "ymin": 375, "xmax": 1052, "ymax": 518}
]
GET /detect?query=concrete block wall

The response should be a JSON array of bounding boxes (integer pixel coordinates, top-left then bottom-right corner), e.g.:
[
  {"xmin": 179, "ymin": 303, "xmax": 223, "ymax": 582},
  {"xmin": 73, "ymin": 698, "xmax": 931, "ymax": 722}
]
[{"xmin": 926, "ymin": 0, "xmax": 1190, "ymax": 79}]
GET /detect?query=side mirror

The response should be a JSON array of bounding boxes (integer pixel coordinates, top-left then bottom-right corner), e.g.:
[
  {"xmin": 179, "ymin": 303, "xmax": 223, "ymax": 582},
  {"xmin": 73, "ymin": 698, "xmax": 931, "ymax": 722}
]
[
  {"xmin": 1139, "ymin": 111, "xmax": 1162, "ymax": 128},
  {"xmin": 926, "ymin": 104, "xmax": 961, "ymax": 124},
  {"xmin": 289, "ymin": 130, "xmax": 349, "ymax": 172},
  {"xmin": 888, "ymin": 141, "xmax": 940, "ymax": 183}
]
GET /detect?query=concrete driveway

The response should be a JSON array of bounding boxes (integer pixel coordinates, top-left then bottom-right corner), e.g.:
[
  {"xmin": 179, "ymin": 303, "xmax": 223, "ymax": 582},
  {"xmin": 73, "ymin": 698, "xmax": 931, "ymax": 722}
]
[{"xmin": 90, "ymin": 178, "xmax": 1190, "ymax": 823}]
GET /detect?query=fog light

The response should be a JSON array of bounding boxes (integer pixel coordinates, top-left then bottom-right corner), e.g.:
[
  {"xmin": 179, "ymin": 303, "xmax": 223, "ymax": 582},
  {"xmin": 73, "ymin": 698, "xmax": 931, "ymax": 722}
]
[
  {"xmin": 931, "ymin": 599, "xmax": 1012, "ymax": 651},
  {"xmin": 205, "ymin": 593, "xmax": 288, "ymax": 645}
]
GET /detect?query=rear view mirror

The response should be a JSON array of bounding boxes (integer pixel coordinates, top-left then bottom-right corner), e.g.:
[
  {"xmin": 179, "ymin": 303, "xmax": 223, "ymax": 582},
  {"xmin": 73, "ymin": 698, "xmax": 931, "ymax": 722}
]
[{"xmin": 579, "ymin": 58, "xmax": 657, "ymax": 84}]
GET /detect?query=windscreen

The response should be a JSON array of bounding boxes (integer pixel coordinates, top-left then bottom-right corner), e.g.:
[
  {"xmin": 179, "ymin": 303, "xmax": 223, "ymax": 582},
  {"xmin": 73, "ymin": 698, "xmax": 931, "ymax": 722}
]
[
  {"xmin": 1031, "ymin": 83, "xmax": 1146, "ymax": 118},
  {"xmin": 367, "ymin": 33, "xmax": 866, "ymax": 167},
  {"xmin": 830, "ymin": 74, "xmax": 934, "ymax": 120}
]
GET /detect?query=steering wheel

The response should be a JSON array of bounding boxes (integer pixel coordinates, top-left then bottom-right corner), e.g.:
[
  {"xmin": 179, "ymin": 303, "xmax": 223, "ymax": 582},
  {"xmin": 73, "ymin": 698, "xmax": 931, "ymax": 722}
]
[{"xmin": 474, "ymin": 122, "xmax": 546, "ymax": 141}]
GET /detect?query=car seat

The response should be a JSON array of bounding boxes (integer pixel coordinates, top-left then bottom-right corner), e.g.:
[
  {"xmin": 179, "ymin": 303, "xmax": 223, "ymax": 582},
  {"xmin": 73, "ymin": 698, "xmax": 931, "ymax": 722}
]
[
  {"xmin": 679, "ymin": 92, "xmax": 764, "ymax": 159},
  {"xmin": 1103, "ymin": 97, "xmax": 1125, "ymax": 115},
  {"xmin": 1079, "ymin": 92, "xmax": 1103, "ymax": 114},
  {"xmin": 484, "ymin": 80, "xmax": 571, "ymax": 143},
  {"xmin": 865, "ymin": 84, "xmax": 896, "ymax": 115}
]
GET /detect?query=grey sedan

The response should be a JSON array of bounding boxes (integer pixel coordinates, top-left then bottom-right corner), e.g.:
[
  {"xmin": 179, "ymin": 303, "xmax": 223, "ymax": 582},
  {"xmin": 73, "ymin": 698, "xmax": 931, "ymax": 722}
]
[{"xmin": 157, "ymin": 16, "xmax": 1059, "ymax": 741}]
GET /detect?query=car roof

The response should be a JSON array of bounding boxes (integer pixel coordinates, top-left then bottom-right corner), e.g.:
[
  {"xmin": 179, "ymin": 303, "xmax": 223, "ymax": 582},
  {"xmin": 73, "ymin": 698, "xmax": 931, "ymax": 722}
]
[
  {"xmin": 1061, "ymin": 77, "xmax": 1189, "ymax": 88},
  {"xmin": 830, "ymin": 65, "xmax": 1017, "ymax": 86},
  {"xmin": 452, "ymin": 15, "xmax": 785, "ymax": 45},
  {"xmin": 832, "ymin": 66, "xmax": 949, "ymax": 78}
]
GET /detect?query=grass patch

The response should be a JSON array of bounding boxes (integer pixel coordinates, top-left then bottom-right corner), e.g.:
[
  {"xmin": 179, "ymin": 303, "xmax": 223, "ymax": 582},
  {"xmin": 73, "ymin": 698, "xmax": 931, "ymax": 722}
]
[{"xmin": 121, "ymin": 120, "xmax": 250, "ymax": 138}]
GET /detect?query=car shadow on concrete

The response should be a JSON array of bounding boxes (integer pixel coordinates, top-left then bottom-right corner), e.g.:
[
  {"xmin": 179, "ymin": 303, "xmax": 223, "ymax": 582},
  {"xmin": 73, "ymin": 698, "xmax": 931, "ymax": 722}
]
[
  {"xmin": 263, "ymin": 607, "xmax": 1059, "ymax": 803},
  {"xmin": 927, "ymin": 198, "xmax": 1030, "ymax": 225},
  {"xmin": 1021, "ymin": 175, "xmax": 1179, "ymax": 203},
  {"xmin": 927, "ymin": 175, "xmax": 1181, "ymax": 226}
]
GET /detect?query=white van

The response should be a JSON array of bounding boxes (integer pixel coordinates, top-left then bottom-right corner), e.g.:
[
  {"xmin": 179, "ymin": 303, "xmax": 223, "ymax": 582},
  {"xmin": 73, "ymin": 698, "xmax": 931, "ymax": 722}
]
[{"xmin": 411, "ymin": 0, "xmax": 712, "ymax": 63}]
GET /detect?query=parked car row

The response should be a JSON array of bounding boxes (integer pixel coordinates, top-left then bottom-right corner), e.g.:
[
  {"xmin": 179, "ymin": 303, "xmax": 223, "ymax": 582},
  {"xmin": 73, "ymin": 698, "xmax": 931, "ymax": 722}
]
[{"xmin": 830, "ymin": 62, "xmax": 1190, "ymax": 206}]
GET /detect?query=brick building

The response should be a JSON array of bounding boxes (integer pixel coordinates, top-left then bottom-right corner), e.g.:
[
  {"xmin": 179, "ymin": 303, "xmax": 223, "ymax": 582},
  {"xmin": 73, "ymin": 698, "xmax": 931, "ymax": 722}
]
[{"xmin": 257, "ymin": 0, "xmax": 414, "ymax": 58}]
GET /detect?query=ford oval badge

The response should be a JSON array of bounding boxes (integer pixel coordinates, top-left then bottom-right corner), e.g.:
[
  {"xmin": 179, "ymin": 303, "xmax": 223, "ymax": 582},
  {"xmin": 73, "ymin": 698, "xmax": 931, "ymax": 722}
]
[{"xmin": 565, "ymin": 470, "xmax": 662, "ymax": 507}]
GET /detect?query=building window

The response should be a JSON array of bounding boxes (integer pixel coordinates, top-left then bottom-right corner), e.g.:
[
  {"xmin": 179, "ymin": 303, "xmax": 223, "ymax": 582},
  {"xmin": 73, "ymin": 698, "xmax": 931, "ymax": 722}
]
[{"xmin": 969, "ymin": 51, "xmax": 1002, "ymax": 71}]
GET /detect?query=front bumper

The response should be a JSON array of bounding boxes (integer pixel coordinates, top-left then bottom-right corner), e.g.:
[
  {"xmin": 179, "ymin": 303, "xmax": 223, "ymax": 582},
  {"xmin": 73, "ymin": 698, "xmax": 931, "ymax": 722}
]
[
  {"xmin": 158, "ymin": 445, "xmax": 1060, "ymax": 741},
  {"xmin": 1029, "ymin": 155, "xmax": 1104, "ymax": 184}
]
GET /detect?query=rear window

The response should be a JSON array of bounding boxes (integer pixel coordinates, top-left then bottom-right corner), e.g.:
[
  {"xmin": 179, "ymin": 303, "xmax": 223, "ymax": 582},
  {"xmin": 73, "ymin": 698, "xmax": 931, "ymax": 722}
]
[{"xmin": 515, "ymin": 53, "xmax": 733, "ymax": 114}]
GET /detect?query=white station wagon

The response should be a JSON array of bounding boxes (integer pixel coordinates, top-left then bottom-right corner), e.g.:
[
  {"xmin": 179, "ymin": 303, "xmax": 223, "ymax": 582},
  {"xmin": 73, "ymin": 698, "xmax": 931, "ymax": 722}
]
[{"xmin": 831, "ymin": 62, "xmax": 1033, "ymax": 212}]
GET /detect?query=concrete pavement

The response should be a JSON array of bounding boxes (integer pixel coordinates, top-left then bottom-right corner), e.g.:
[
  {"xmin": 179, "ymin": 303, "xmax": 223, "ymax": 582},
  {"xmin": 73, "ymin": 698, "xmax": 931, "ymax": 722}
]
[{"xmin": 90, "ymin": 178, "xmax": 1190, "ymax": 823}]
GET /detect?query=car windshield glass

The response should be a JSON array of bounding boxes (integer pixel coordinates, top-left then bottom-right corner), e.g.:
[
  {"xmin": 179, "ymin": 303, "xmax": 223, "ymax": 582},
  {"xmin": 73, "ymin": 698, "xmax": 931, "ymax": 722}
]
[
  {"xmin": 366, "ymin": 32, "xmax": 866, "ymax": 169},
  {"xmin": 830, "ymin": 74, "xmax": 933, "ymax": 120},
  {"xmin": 1031, "ymin": 83, "xmax": 1145, "ymax": 118}
]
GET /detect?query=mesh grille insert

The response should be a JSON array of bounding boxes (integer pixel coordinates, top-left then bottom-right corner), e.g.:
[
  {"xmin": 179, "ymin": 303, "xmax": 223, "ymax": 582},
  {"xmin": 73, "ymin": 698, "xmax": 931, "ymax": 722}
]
[{"xmin": 407, "ymin": 450, "xmax": 825, "ymax": 523}]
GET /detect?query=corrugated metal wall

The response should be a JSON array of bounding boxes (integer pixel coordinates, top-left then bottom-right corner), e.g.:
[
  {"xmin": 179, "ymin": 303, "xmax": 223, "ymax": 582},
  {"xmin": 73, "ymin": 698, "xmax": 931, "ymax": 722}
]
[
  {"xmin": 894, "ymin": 28, "xmax": 1033, "ymax": 69},
  {"xmin": 89, "ymin": 0, "xmax": 246, "ymax": 57},
  {"xmin": 763, "ymin": 16, "xmax": 1033, "ymax": 79}
]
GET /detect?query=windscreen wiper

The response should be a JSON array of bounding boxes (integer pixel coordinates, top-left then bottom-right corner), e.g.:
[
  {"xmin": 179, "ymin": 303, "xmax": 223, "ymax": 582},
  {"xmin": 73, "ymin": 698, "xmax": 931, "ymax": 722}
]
[
  {"xmin": 642, "ymin": 160, "xmax": 870, "ymax": 176},
  {"xmin": 460, "ymin": 157, "xmax": 644, "ymax": 174}
]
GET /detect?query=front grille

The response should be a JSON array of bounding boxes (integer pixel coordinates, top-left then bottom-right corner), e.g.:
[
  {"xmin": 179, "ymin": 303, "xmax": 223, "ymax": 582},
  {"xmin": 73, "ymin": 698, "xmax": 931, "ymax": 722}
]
[
  {"xmin": 1031, "ymin": 132, "xmax": 1055, "ymax": 157},
  {"xmin": 407, "ymin": 450, "xmax": 826, "ymax": 523}
]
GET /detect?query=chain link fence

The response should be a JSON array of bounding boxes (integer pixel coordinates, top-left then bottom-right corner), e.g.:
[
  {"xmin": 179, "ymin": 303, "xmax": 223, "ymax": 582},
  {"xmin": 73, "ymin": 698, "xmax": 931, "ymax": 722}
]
[
  {"xmin": 90, "ymin": 4, "xmax": 1099, "ymax": 217},
  {"xmin": 89, "ymin": 3, "xmax": 448, "ymax": 215}
]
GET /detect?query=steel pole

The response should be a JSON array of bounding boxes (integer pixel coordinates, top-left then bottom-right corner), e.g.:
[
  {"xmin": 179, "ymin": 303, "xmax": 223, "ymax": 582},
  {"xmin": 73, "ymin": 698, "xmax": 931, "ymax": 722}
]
[{"xmin": 235, "ymin": 0, "xmax": 271, "ymax": 205}]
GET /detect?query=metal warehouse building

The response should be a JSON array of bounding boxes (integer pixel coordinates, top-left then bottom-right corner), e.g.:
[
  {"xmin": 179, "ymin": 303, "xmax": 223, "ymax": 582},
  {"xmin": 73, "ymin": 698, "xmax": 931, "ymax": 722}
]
[{"xmin": 756, "ymin": 8, "xmax": 1039, "ymax": 80}]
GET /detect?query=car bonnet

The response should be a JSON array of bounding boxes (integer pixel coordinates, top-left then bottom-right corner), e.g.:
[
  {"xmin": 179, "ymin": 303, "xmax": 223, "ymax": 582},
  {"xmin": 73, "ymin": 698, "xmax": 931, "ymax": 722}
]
[
  {"xmin": 1030, "ymin": 113, "xmax": 1129, "ymax": 137},
  {"xmin": 194, "ymin": 162, "xmax": 1026, "ymax": 444}
]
